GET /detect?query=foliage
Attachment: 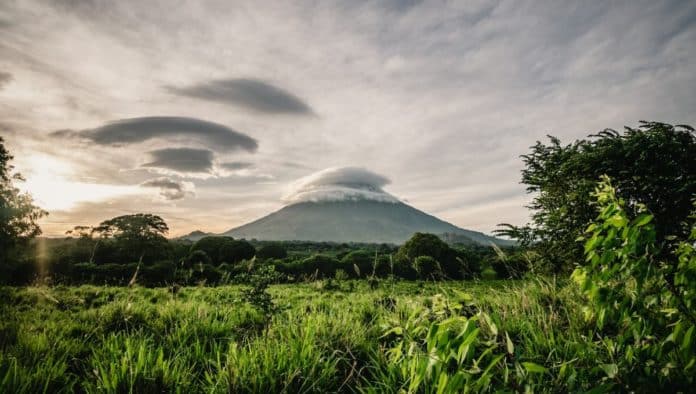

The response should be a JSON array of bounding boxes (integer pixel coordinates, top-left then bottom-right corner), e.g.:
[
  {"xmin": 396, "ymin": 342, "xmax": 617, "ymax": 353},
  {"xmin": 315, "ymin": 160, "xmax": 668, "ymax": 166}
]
[
  {"xmin": 191, "ymin": 236, "xmax": 256, "ymax": 265},
  {"xmin": 5, "ymin": 277, "xmax": 693, "ymax": 392},
  {"xmin": 0, "ymin": 137, "xmax": 47, "ymax": 282},
  {"xmin": 498, "ymin": 121, "xmax": 696, "ymax": 272},
  {"xmin": 256, "ymin": 243, "xmax": 288, "ymax": 260},
  {"xmin": 572, "ymin": 176, "xmax": 696, "ymax": 391},
  {"xmin": 396, "ymin": 233, "xmax": 451, "ymax": 263},
  {"xmin": 186, "ymin": 249, "xmax": 211, "ymax": 267},
  {"xmin": 412, "ymin": 255, "xmax": 441, "ymax": 279},
  {"xmin": 396, "ymin": 233, "xmax": 491, "ymax": 279},
  {"xmin": 341, "ymin": 250, "xmax": 375, "ymax": 277},
  {"xmin": 14, "ymin": 234, "xmax": 510, "ymax": 286},
  {"xmin": 241, "ymin": 265, "xmax": 280, "ymax": 318},
  {"xmin": 94, "ymin": 214, "xmax": 171, "ymax": 263}
]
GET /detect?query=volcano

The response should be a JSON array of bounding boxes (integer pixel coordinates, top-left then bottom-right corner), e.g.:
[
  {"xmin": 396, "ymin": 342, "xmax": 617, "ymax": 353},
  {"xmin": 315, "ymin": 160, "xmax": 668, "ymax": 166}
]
[
  {"xmin": 204, "ymin": 167, "xmax": 513, "ymax": 245},
  {"xmin": 221, "ymin": 199, "xmax": 509, "ymax": 245}
]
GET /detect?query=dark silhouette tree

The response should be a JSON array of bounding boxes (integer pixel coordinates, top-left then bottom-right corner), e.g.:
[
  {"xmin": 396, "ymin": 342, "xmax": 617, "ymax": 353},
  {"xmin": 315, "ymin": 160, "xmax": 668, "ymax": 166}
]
[
  {"xmin": 0, "ymin": 136, "xmax": 47, "ymax": 280},
  {"xmin": 94, "ymin": 213, "xmax": 170, "ymax": 263},
  {"xmin": 190, "ymin": 236, "xmax": 255, "ymax": 265},
  {"xmin": 256, "ymin": 243, "xmax": 288, "ymax": 260}
]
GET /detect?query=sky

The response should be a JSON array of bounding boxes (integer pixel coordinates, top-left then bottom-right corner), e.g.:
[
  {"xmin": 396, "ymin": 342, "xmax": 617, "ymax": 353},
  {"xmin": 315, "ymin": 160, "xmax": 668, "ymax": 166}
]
[{"xmin": 1, "ymin": 0, "xmax": 695, "ymax": 237}]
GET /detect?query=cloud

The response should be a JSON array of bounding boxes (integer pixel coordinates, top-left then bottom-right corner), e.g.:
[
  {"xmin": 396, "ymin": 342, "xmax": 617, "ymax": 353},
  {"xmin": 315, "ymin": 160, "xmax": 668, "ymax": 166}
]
[
  {"xmin": 220, "ymin": 161, "xmax": 254, "ymax": 170},
  {"xmin": 166, "ymin": 78, "xmax": 313, "ymax": 115},
  {"xmin": 4, "ymin": 0, "xmax": 696, "ymax": 235},
  {"xmin": 140, "ymin": 177, "xmax": 194, "ymax": 200},
  {"xmin": 51, "ymin": 117, "xmax": 258, "ymax": 152},
  {"xmin": 283, "ymin": 166, "xmax": 399, "ymax": 204},
  {"xmin": 142, "ymin": 147, "xmax": 214, "ymax": 174},
  {"xmin": 0, "ymin": 71, "xmax": 12, "ymax": 89}
]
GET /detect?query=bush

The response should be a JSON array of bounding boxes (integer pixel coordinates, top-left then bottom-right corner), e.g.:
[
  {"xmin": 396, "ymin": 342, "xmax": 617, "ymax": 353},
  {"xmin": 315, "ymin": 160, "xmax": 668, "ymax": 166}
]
[
  {"xmin": 499, "ymin": 122, "xmax": 696, "ymax": 273},
  {"xmin": 341, "ymin": 250, "xmax": 374, "ymax": 277},
  {"xmin": 190, "ymin": 236, "xmax": 256, "ymax": 265},
  {"xmin": 256, "ymin": 243, "xmax": 287, "ymax": 260},
  {"xmin": 397, "ymin": 233, "xmax": 460, "ymax": 278},
  {"xmin": 186, "ymin": 250, "xmax": 211, "ymax": 268},
  {"xmin": 412, "ymin": 255, "xmax": 441, "ymax": 279},
  {"xmin": 573, "ymin": 176, "xmax": 696, "ymax": 390},
  {"xmin": 140, "ymin": 261, "xmax": 176, "ymax": 286},
  {"xmin": 480, "ymin": 267, "xmax": 497, "ymax": 280}
]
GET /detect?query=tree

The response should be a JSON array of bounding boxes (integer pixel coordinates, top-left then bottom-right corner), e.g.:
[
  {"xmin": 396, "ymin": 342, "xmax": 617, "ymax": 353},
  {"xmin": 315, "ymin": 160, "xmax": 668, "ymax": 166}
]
[
  {"xmin": 66, "ymin": 225, "xmax": 101, "ymax": 263},
  {"xmin": 341, "ymin": 250, "xmax": 375, "ymax": 277},
  {"xmin": 256, "ymin": 243, "xmax": 288, "ymax": 260},
  {"xmin": 190, "ymin": 236, "xmax": 256, "ymax": 265},
  {"xmin": 0, "ymin": 137, "xmax": 47, "ymax": 279},
  {"xmin": 413, "ymin": 255, "xmax": 441, "ymax": 279},
  {"xmin": 396, "ymin": 233, "xmax": 459, "ymax": 277},
  {"xmin": 219, "ymin": 239, "xmax": 255, "ymax": 264},
  {"xmin": 498, "ymin": 121, "xmax": 696, "ymax": 272},
  {"xmin": 94, "ymin": 214, "xmax": 170, "ymax": 263}
]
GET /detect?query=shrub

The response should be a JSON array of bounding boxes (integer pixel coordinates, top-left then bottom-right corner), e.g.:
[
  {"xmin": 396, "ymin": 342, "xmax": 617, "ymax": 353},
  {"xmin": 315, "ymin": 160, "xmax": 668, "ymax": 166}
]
[
  {"xmin": 499, "ymin": 122, "xmax": 696, "ymax": 273},
  {"xmin": 191, "ymin": 236, "xmax": 256, "ymax": 265},
  {"xmin": 573, "ymin": 176, "xmax": 696, "ymax": 390},
  {"xmin": 480, "ymin": 266, "xmax": 497, "ymax": 280},
  {"xmin": 341, "ymin": 250, "xmax": 374, "ymax": 277},
  {"xmin": 412, "ymin": 255, "xmax": 441, "ymax": 280},
  {"xmin": 256, "ymin": 243, "xmax": 287, "ymax": 260}
]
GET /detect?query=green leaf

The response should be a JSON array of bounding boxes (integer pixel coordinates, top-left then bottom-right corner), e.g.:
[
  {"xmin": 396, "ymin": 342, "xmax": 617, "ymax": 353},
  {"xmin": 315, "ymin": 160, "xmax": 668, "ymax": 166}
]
[
  {"xmin": 631, "ymin": 213, "xmax": 653, "ymax": 227},
  {"xmin": 600, "ymin": 363, "xmax": 618, "ymax": 379},
  {"xmin": 505, "ymin": 332, "xmax": 514, "ymax": 355},
  {"xmin": 606, "ymin": 215, "xmax": 628, "ymax": 228},
  {"xmin": 381, "ymin": 326, "xmax": 403, "ymax": 338},
  {"xmin": 682, "ymin": 325, "xmax": 694, "ymax": 351},
  {"xmin": 522, "ymin": 362, "xmax": 547, "ymax": 373}
]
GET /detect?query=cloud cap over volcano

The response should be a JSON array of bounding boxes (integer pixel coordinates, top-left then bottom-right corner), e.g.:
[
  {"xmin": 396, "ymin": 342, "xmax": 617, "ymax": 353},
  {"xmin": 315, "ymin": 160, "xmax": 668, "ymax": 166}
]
[{"xmin": 283, "ymin": 166, "xmax": 399, "ymax": 204}]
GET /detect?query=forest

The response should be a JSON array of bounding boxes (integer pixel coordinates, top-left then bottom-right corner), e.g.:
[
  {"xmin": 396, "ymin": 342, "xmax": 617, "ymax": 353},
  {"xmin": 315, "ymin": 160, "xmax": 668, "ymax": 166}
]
[{"xmin": 1, "ymin": 121, "xmax": 695, "ymax": 392}]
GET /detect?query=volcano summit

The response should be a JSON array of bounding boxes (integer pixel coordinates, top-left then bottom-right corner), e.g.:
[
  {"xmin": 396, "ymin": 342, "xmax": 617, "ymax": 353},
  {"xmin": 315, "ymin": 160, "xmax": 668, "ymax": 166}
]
[{"xmin": 221, "ymin": 167, "xmax": 509, "ymax": 245}]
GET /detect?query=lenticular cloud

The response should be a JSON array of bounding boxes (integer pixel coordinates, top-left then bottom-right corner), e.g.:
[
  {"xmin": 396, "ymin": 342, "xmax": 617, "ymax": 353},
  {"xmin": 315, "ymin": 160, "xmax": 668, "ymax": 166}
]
[{"xmin": 283, "ymin": 167, "xmax": 400, "ymax": 204}]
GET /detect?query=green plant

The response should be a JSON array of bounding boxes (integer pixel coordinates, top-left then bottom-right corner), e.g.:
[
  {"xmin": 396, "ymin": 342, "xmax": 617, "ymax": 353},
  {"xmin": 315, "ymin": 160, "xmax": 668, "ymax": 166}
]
[
  {"xmin": 241, "ymin": 265, "xmax": 279, "ymax": 318},
  {"xmin": 334, "ymin": 269, "xmax": 349, "ymax": 282},
  {"xmin": 572, "ymin": 176, "xmax": 696, "ymax": 391},
  {"xmin": 499, "ymin": 122, "xmax": 696, "ymax": 273}
]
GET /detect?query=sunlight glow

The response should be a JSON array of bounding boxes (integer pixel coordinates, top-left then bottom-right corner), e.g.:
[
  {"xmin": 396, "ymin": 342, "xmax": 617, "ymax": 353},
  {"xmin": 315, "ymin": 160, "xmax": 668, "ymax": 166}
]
[{"xmin": 20, "ymin": 155, "xmax": 141, "ymax": 211}]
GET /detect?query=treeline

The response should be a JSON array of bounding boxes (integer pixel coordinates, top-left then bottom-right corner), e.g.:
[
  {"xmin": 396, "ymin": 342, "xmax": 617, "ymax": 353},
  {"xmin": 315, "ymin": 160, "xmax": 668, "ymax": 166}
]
[{"xmin": 1, "ymin": 230, "xmax": 523, "ymax": 286}]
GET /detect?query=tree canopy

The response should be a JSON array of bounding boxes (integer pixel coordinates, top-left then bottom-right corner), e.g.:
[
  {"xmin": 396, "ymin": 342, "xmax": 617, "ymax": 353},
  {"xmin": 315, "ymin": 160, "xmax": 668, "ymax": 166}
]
[
  {"xmin": 95, "ymin": 214, "xmax": 170, "ymax": 263},
  {"xmin": 498, "ymin": 121, "xmax": 696, "ymax": 272},
  {"xmin": 190, "ymin": 236, "xmax": 256, "ymax": 265},
  {"xmin": 0, "ymin": 136, "xmax": 47, "ymax": 265}
]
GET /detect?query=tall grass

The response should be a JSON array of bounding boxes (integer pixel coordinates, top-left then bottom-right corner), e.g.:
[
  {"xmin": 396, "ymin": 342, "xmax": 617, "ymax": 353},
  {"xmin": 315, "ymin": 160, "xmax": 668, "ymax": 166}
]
[{"xmin": 0, "ymin": 280, "xmax": 660, "ymax": 392}]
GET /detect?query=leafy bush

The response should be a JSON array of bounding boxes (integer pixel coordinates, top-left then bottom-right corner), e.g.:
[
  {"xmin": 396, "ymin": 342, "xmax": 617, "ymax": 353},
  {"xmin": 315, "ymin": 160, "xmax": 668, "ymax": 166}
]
[
  {"xmin": 190, "ymin": 236, "xmax": 256, "ymax": 265},
  {"xmin": 185, "ymin": 250, "xmax": 211, "ymax": 268},
  {"xmin": 341, "ymin": 250, "xmax": 374, "ymax": 277},
  {"xmin": 412, "ymin": 255, "xmax": 441, "ymax": 279},
  {"xmin": 572, "ymin": 176, "xmax": 696, "ymax": 391},
  {"xmin": 499, "ymin": 121, "xmax": 696, "ymax": 273},
  {"xmin": 241, "ymin": 265, "xmax": 280, "ymax": 318},
  {"xmin": 256, "ymin": 243, "xmax": 288, "ymax": 260}
]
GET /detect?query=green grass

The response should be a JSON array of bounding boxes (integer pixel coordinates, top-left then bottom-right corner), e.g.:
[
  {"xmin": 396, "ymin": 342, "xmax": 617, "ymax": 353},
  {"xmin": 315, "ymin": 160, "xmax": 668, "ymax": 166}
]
[{"xmin": 0, "ymin": 280, "xmax": 622, "ymax": 392}]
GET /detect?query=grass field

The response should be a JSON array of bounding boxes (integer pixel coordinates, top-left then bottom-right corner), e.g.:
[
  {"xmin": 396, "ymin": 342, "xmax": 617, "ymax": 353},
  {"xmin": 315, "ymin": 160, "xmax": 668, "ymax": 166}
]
[{"xmin": 0, "ymin": 279, "xmax": 626, "ymax": 393}]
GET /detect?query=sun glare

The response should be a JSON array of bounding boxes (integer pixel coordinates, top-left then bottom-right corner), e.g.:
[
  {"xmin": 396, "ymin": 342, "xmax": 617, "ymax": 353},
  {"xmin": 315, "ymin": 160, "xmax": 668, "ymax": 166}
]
[{"xmin": 20, "ymin": 155, "xmax": 141, "ymax": 211}]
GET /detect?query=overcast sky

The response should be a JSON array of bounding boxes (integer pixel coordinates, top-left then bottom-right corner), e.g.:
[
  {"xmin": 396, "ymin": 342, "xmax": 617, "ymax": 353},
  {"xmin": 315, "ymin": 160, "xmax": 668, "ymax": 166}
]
[{"xmin": 1, "ymin": 0, "xmax": 695, "ymax": 237}]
